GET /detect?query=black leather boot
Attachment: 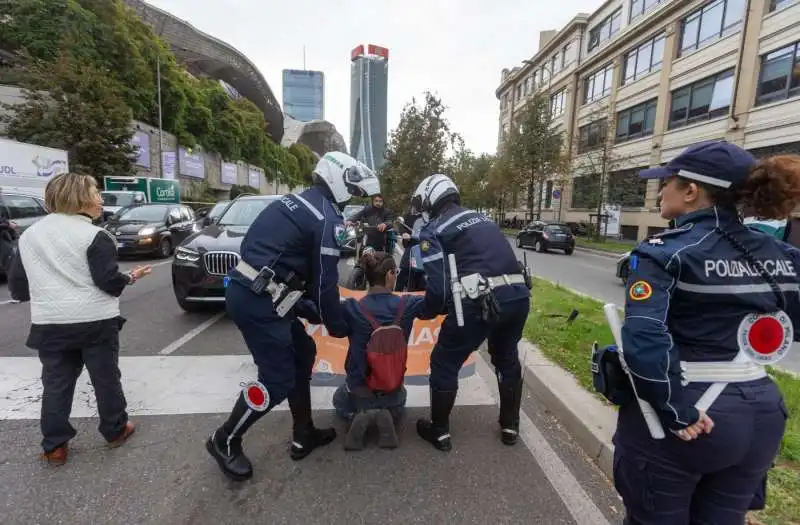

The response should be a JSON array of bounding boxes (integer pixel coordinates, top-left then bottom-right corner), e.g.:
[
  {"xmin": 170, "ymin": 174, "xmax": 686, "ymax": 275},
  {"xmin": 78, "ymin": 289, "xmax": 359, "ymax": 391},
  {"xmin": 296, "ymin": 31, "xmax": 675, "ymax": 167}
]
[
  {"xmin": 287, "ymin": 381, "xmax": 336, "ymax": 461},
  {"xmin": 498, "ymin": 379, "xmax": 523, "ymax": 446},
  {"xmin": 416, "ymin": 389, "xmax": 457, "ymax": 452},
  {"xmin": 206, "ymin": 389, "xmax": 269, "ymax": 481}
]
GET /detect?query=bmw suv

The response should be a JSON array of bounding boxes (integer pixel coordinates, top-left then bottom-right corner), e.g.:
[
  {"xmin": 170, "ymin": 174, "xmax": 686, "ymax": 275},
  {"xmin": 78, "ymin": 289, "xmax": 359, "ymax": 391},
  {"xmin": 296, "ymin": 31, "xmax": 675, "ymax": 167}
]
[{"xmin": 171, "ymin": 194, "xmax": 282, "ymax": 312}]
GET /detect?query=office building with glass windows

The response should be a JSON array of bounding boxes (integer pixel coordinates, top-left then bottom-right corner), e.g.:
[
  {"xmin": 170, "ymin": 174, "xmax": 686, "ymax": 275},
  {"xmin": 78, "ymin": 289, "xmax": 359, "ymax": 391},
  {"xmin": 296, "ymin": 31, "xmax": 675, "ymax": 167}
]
[
  {"xmin": 496, "ymin": 0, "xmax": 800, "ymax": 241},
  {"xmin": 350, "ymin": 44, "xmax": 389, "ymax": 171},
  {"xmin": 282, "ymin": 69, "xmax": 325, "ymax": 122}
]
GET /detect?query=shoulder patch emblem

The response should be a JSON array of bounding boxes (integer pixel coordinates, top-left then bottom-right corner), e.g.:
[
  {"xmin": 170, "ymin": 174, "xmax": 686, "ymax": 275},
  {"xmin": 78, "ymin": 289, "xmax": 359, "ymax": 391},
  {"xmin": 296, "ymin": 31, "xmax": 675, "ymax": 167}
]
[
  {"xmin": 420, "ymin": 240, "xmax": 430, "ymax": 252},
  {"xmin": 629, "ymin": 280, "xmax": 653, "ymax": 301},
  {"xmin": 333, "ymin": 224, "xmax": 347, "ymax": 246}
]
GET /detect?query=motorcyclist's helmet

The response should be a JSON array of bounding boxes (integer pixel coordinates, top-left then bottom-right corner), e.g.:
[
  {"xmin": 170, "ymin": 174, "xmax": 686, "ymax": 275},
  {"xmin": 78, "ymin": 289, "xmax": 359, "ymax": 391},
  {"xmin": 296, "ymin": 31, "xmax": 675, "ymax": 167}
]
[
  {"xmin": 313, "ymin": 152, "xmax": 380, "ymax": 205},
  {"xmin": 409, "ymin": 174, "xmax": 459, "ymax": 222}
]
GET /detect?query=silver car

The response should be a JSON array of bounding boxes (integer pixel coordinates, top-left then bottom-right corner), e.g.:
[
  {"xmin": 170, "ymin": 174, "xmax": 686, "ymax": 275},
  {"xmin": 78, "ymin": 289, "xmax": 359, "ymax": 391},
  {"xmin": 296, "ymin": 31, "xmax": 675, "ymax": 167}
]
[{"xmin": 0, "ymin": 192, "xmax": 48, "ymax": 234}]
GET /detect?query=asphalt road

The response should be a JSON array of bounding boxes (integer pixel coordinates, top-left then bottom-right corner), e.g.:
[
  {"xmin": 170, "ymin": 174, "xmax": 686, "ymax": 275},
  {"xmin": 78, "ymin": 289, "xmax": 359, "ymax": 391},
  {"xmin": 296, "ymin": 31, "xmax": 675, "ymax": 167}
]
[{"xmin": 0, "ymin": 255, "xmax": 624, "ymax": 525}]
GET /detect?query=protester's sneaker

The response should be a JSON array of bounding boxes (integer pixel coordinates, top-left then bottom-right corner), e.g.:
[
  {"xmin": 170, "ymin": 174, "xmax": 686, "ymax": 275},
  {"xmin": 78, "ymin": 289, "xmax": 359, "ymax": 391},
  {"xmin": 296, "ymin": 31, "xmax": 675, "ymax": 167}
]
[
  {"xmin": 344, "ymin": 411, "xmax": 374, "ymax": 451},
  {"xmin": 41, "ymin": 444, "xmax": 68, "ymax": 466},
  {"xmin": 375, "ymin": 409, "xmax": 399, "ymax": 449},
  {"xmin": 108, "ymin": 422, "xmax": 136, "ymax": 448}
]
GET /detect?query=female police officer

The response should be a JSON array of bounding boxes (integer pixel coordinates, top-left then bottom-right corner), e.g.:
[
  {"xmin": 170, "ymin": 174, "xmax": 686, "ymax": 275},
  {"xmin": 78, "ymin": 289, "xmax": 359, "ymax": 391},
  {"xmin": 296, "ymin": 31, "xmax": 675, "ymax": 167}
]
[{"xmin": 615, "ymin": 140, "xmax": 800, "ymax": 524}]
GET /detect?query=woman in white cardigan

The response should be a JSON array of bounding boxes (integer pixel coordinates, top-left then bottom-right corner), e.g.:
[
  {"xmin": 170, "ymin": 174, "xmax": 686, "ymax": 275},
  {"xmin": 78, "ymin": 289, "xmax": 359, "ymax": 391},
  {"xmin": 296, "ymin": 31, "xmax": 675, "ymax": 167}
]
[{"xmin": 9, "ymin": 172, "xmax": 151, "ymax": 466}]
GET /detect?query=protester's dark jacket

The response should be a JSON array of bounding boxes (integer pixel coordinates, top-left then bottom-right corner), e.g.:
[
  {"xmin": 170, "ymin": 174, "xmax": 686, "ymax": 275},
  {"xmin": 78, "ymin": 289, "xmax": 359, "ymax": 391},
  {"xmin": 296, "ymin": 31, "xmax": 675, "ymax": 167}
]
[{"xmin": 341, "ymin": 292, "xmax": 433, "ymax": 389}]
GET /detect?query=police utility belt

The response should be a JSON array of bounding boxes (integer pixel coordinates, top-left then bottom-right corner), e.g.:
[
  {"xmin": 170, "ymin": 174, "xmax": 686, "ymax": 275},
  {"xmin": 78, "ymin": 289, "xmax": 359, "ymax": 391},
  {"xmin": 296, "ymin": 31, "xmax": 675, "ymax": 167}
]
[
  {"xmin": 235, "ymin": 261, "xmax": 305, "ymax": 318},
  {"xmin": 458, "ymin": 272, "xmax": 526, "ymax": 325}
]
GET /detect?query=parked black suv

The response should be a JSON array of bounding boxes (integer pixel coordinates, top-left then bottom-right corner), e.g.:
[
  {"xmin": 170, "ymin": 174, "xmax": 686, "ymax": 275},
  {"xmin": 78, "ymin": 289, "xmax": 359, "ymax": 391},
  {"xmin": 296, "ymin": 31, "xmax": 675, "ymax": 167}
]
[
  {"xmin": 104, "ymin": 203, "xmax": 198, "ymax": 258},
  {"xmin": 172, "ymin": 194, "xmax": 282, "ymax": 312}
]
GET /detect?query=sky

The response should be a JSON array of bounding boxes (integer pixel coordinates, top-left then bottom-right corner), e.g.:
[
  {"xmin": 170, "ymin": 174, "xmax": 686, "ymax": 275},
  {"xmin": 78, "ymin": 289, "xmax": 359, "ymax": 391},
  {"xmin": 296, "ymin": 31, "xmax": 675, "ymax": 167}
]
[{"xmin": 147, "ymin": 0, "xmax": 604, "ymax": 156}]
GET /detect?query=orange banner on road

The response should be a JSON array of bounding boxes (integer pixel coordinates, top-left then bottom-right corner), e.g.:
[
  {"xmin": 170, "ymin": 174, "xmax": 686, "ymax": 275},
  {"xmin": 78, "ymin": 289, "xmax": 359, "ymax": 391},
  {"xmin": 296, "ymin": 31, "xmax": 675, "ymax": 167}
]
[{"xmin": 303, "ymin": 287, "xmax": 475, "ymax": 379}]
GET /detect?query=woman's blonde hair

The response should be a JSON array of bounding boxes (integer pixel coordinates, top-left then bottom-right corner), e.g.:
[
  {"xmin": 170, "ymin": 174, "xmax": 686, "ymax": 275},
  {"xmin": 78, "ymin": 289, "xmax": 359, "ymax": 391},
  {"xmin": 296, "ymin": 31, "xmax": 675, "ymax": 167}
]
[{"xmin": 44, "ymin": 173, "xmax": 99, "ymax": 214}]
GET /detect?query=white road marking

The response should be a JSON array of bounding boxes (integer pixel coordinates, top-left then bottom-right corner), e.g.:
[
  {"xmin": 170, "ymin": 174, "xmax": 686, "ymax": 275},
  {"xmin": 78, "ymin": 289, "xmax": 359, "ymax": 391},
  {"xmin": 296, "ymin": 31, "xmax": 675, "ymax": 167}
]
[
  {"xmin": 474, "ymin": 352, "xmax": 612, "ymax": 525},
  {"xmin": 0, "ymin": 355, "xmax": 495, "ymax": 419},
  {"xmin": 158, "ymin": 311, "xmax": 226, "ymax": 355}
]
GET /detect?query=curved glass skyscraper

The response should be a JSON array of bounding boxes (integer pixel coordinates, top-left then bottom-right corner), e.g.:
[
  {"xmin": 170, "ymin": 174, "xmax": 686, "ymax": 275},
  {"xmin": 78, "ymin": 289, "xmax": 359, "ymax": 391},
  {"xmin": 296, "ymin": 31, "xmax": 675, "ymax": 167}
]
[{"xmin": 349, "ymin": 44, "xmax": 389, "ymax": 171}]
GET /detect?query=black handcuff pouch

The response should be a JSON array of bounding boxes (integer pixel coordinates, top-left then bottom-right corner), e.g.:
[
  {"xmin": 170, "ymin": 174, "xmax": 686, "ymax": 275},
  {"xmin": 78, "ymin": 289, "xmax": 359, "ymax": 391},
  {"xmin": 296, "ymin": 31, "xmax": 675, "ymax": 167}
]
[{"xmin": 591, "ymin": 342, "xmax": 633, "ymax": 406}]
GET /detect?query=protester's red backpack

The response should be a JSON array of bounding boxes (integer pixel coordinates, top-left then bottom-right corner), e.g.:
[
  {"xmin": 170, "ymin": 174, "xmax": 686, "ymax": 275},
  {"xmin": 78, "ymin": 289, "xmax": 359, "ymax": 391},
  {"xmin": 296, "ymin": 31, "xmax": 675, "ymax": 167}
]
[{"xmin": 357, "ymin": 296, "xmax": 408, "ymax": 393}]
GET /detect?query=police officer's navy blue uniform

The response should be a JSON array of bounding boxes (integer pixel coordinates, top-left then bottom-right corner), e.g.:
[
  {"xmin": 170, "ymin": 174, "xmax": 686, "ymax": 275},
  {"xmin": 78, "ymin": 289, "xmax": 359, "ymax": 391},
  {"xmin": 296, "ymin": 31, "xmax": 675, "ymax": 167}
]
[
  {"xmin": 205, "ymin": 152, "xmax": 380, "ymax": 481},
  {"xmin": 611, "ymin": 142, "xmax": 798, "ymax": 524},
  {"xmin": 410, "ymin": 174, "xmax": 531, "ymax": 451}
]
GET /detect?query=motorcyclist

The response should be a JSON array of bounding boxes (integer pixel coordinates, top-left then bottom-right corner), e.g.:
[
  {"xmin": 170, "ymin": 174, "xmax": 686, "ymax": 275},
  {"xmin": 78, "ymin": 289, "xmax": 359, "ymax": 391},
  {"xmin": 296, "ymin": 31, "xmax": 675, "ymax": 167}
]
[
  {"xmin": 345, "ymin": 194, "xmax": 395, "ymax": 252},
  {"xmin": 395, "ymin": 210, "xmax": 426, "ymax": 292}
]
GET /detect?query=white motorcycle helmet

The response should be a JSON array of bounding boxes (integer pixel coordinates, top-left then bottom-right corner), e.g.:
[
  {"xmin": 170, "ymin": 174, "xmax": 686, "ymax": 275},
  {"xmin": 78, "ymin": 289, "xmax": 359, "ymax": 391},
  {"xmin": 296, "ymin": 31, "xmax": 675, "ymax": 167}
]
[
  {"xmin": 313, "ymin": 152, "xmax": 380, "ymax": 205},
  {"xmin": 409, "ymin": 173, "xmax": 459, "ymax": 223}
]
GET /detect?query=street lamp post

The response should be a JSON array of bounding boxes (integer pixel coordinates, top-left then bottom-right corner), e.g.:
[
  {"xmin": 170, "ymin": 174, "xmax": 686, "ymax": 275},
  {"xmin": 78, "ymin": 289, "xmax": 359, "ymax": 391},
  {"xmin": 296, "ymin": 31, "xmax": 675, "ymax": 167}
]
[{"xmin": 156, "ymin": 54, "xmax": 164, "ymax": 178}]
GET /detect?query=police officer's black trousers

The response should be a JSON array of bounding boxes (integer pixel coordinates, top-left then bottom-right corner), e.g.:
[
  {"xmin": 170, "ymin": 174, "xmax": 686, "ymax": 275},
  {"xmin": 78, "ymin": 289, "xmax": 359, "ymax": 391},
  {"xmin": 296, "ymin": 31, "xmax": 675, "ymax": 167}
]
[
  {"xmin": 422, "ymin": 297, "xmax": 529, "ymax": 441},
  {"xmin": 224, "ymin": 283, "xmax": 322, "ymax": 434},
  {"xmin": 613, "ymin": 378, "xmax": 788, "ymax": 524}
]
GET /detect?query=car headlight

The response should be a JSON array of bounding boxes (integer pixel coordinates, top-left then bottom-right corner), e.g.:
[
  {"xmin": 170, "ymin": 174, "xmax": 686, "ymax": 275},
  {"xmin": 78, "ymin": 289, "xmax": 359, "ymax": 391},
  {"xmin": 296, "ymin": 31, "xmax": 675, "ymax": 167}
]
[
  {"xmin": 175, "ymin": 246, "xmax": 200, "ymax": 262},
  {"xmin": 138, "ymin": 226, "xmax": 156, "ymax": 236}
]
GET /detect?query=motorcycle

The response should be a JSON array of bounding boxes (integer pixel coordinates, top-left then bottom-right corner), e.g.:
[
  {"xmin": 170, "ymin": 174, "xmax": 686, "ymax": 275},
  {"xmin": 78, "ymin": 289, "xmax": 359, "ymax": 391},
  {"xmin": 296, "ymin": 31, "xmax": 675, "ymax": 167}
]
[{"xmin": 344, "ymin": 222, "xmax": 395, "ymax": 290}]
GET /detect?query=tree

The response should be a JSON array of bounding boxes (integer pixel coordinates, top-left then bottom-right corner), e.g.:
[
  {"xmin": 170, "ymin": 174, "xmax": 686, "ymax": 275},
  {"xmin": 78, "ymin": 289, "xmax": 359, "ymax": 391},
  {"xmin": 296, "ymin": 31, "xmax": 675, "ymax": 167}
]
[
  {"xmin": 1, "ymin": 50, "xmax": 138, "ymax": 180},
  {"xmin": 569, "ymin": 103, "xmax": 640, "ymax": 238},
  {"xmin": 504, "ymin": 91, "xmax": 568, "ymax": 221},
  {"xmin": 381, "ymin": 91, "xmax": 457, "ymax": 211},
  {"xmin": 486, "ymin": 149, "xmax": 517, "ymax": 223}
]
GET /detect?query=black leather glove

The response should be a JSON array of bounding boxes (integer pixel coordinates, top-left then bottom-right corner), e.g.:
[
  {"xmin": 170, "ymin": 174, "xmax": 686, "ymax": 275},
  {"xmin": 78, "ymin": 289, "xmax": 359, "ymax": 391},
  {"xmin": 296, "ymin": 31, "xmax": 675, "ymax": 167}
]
[{"xmin": 294, "ymin": 299, "xmax": 322, "ymax": 324}]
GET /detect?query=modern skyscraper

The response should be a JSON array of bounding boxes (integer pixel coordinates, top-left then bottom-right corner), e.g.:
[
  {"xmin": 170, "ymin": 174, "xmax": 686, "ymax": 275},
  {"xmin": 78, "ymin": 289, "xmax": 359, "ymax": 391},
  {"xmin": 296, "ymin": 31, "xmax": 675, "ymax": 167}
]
[
  {"xmin": 349, "ymin": 44, "xmax": 389, "ymax": 171},
  {"xmin": 282, "ymin": 69, "xmax": 325, "ymax": 122}
]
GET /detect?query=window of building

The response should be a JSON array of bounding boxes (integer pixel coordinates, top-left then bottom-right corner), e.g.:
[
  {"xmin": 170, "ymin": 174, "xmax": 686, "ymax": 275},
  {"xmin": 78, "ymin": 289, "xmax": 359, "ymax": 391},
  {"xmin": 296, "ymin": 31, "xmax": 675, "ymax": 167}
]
[
  {"xmin": 583, "ymin": 64, "xmax": 614, "ymax": 104},
  {"xmin": 540, "ymin": 65, "xmax": 551, "ymax": 86},
  {"xmin": 561, "ymin": 42, "xmax": 574, "ymax": 69},
  {"xmin": 607, "ymin": 169, "xmax": 648, "ymax": 207},
  {"xmin": 501, "ymin": 93, "xmax": 509, "ymax": 110},
  {"xmin": 571, "ymin": 175, "xmax": 601, "ymax": 208},
  {"xmin": 616, "ymin": 99, "xmax": 658, "ymax": 142},
  {"xmin": 588, "ymin": 8, "xmax": 623, "ymax": 52},
  {"xmin": 516, "ymin": 84, "xmax": 522, "ymax": 100},
  {"xmin": 533, "ymin": 71, "xmax": 539, "ymax": 87},
  {"xmin": 622, "ymin": 33, "xmax": 666, "ymax": 85},
  {"xmin": 679, "ymin": 0, "xmax": 745, "ymax": 56},
  {"xmin": 770, "ymin": 0, "xmax": 795, "ymax": 11},
  {"xmin": 550, "ymin": 89, "xmax": 567, "ymax": 118},
  {"xmin": 551, "ymin": 55, "xmax": 559, "ymax": 76},
  {"xmin": 668, "ymin": 69, "xmax": 735, "ymax": 129},
  {"xmin": 630, "ymin": 0, "xmax": 665, "ymax": 22},
  {"xmin": 578, "ymin": 119, "xmax": 608, "ymax": 153},
  {"xmin": 756, "ymin": 42, "xmax": 800, "ymax": 105}
]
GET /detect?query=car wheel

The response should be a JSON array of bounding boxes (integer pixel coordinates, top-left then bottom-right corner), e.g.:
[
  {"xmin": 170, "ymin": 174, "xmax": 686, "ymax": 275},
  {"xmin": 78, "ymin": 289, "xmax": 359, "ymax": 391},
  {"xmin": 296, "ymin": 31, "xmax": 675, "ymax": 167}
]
[
  {"xmin": 564, "ymin": 247, "xmax": 574, "ymax": 255},
  {"xmin": 158, "ymin": 237, "xmax": 172, "ymax": 258},
  {"xmin": 534, "ymin": 240, "xmax": 546, "ymax": 253}
]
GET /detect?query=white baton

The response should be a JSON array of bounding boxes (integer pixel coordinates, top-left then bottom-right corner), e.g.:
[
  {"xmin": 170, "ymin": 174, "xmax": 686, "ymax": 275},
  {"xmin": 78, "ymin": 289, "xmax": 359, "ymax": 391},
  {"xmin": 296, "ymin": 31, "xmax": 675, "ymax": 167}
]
[
  {"xmin": 603, "ymin": 303, "xmax": 666, "ymax": 440},
  {"xmin": 448, "ymin": 253, "xmax": 464, "ymax": 327}
]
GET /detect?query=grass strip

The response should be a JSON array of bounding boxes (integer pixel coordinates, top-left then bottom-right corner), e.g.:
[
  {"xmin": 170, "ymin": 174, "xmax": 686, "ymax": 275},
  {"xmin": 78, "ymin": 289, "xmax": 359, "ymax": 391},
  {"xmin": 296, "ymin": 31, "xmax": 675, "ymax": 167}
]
[{"xmin": 524, "ymin": 277, "xmax": 799, "ymax": 525}]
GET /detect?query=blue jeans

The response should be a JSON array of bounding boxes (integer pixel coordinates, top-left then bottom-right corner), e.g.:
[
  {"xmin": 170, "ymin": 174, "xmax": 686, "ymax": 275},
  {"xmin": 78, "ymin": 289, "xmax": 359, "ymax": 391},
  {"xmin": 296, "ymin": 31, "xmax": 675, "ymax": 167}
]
[{"xmin": 332, "ymin": 384, "xmax": 407, "ymax": 421}]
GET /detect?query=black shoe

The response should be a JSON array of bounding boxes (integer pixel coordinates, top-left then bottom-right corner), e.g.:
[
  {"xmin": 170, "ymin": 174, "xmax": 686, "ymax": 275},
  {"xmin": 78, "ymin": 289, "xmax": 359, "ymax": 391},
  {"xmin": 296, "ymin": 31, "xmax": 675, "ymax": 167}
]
[
  {"xmin": 344, "ymin": 410, "xmax": 374, "ymax": 451},
  {"xmin": 206, "ymin": 429, "xmax": 253, "ymax": 481},
  {"xmin": 287, "ymin": 380, "xmax": 337, "ymax": 460},
  {"xmin": 290, "ymin": 425, "xmax": 337, "ymax": 460},
  {"xmin": 375, "ymin": 409, "xmax": 398, "ymax": 449},
  {"xmin": 205, "ymin": 389, "xmax": 269, "ymax": 481},
  {"xmin": 417, "ymin": 389, "xmax": 457, "ymax": 452},
  {"xmin": 498, "ymin": 379, "xmax": 523, "ymax": 446}
]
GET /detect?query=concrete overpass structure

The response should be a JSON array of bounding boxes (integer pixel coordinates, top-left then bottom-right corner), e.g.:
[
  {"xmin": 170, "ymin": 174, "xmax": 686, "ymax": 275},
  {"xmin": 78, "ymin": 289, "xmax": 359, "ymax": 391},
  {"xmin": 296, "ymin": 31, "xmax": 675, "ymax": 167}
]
[
  {"xmin": 123, "ymin": 0, "xmax": 285, "ymax": 141},
  {"xmin": 282, "ymin": 115, "xmax": 348, "ymax": 158}
]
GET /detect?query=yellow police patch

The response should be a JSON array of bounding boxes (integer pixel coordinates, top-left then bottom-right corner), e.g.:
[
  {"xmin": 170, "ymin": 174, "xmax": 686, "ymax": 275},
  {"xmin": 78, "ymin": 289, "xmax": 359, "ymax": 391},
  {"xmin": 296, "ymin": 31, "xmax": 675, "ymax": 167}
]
[
  {"xmin": 420, "ymin": 240, "xmax": 430, "ymax": 252},
  {"xmin": 629, "ymin": 281, "xmax": 653, "ymax": 301}
]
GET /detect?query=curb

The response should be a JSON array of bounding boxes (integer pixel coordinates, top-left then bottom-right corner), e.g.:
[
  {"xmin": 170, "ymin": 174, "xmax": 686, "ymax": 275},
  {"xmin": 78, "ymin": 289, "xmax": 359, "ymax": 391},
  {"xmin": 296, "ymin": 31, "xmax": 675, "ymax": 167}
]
[
  {"xmin": 519, "ymin": 340, "xmax": 617, "ymax": 479},
  {"xmin": 504, "ymin": 234, "xmax": 628, "ymax": 260}
]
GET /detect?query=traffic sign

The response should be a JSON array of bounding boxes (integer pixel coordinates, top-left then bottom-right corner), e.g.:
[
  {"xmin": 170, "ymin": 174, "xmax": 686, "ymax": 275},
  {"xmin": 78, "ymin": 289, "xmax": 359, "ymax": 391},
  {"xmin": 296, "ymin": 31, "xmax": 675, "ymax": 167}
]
[{"xmin": 552, "ymin": 189, "xmax": 562, "ymax": 199}]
